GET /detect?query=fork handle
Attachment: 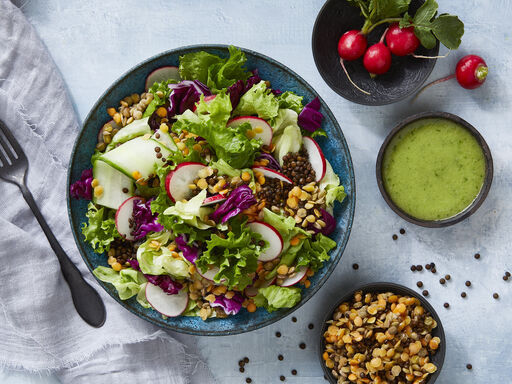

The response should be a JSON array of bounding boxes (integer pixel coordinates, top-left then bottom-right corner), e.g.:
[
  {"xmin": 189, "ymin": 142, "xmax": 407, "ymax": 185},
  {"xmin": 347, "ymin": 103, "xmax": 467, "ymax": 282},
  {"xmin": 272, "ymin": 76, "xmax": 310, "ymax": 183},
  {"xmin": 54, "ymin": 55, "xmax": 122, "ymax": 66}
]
[{"xmin": 20, "ymin": 184, "xmax": 106, "ymax": 327}]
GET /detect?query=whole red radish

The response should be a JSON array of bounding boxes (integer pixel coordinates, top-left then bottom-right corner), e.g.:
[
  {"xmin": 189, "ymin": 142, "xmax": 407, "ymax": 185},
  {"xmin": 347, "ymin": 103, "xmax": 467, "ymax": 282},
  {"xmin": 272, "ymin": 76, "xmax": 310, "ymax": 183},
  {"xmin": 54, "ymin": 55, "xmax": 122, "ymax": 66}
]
[
  {"xmin": 456, "ymin": 55, "xmax": 488, "ymax": 89},
  {"xmin": 363, "ymin": 42, "xmax": 392, "ymax": 76},
  {"xmin": 385, "ymin": 24, "xmax": 420, "ymax": 56},
  {"xmin": 337, "ymin": 30, "xmax": 371, "ymax": 95},
  {"xmin": 338, "ymin": 30, "xmax": 367, "ymax": 61},
  {"xmin": 413, "ymin": 54, "xmax": 488, "ymax": 100}
]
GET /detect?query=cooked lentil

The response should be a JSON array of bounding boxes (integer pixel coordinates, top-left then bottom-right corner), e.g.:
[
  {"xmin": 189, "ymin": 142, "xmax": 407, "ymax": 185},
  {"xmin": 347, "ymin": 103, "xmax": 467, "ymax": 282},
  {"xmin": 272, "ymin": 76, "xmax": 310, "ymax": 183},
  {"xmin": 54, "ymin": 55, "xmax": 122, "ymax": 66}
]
[
  {"xmin": 281, "ymin": 148, "xmax": 316, "ymax": 186},
  {"xmin": 417, "ymin": 281, "xmax": 423, "ymax": 288},
  {"xmin": 461, "ymin": 292, "xmax": 467, "ymax": 298},
  {"xmin": 392, "ymin": 234, "xmax": 398, "ymax": 240},
  {"xmin": 493, "ymin": 293, "xmax": 499, "ymax": 299},
  {"xmin": 474, "ymin": 253, "xmax": 480, "ymax": 259},
  {"xmin": 465, "ymin": 281, "xmax": 471, "ymax": 287},
  {"xmin": 422, "ymin": 290, "xmax": 429, "ymax": 296},
  {"xmin": 399, "ymin": 228, "xmax": 406, "ymax": 234},
  {"xmin": 352, "ymin": 263, "xmax": 359, "ymax": 270}
]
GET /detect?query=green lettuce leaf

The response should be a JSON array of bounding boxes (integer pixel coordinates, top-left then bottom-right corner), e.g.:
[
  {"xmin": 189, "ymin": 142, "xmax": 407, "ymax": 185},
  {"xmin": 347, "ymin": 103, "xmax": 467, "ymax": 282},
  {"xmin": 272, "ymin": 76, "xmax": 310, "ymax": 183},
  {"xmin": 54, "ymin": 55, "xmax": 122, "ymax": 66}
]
[
  {"xmin": 163, "ymin": 189, "xmax": 213, "ymax": 230},
  {"xmin": 137, "ymin": 231, "xmax": 191, "ymax": 278},
  {"xmin": 262, "ymin": 208, "xmax": 309, "ymax": 253},
  {"xmin": 196, "ymin": 218, "xmax": 265, "ymax": 290},
  {"xmin": 273, "ymin": 124, "xmax": 302, "ymax": 165},
  {"xmin": 136, "ymin": 282, "xmax": 151, "ymax": 308},
  {"xmin": 295, "ymin": 234, "xmax": 336, "ymax": 272},
  {"xmin": 272, "ymin": 108, "xmax": 299, "ymax": 136},
  {"xmin": 254, "ymin": 285, "xmax": 301, "ymax": 312},
  {"xmin": 234, "ymin": 81, "xmax": 279, "ymax": 120},
  {"xmin": 173, "ymin": 92, "xmax": 261, "ymax": 169},
  {"xmin": 81, "ymin": 203, "xmax": 120, "ymax": 254},
  {"xmin": 143, "ymin": 79, "xmax": 179, "ymax": 118},
  {"xmin": 179, "ymin": 46, "xmax": 251, "ymax": 93},
  {"xmin": 93, "ymin": 266, "xmax": 146, "ymax": 300},
  {"xmin": 276, "ymin": 92, "xmax": 303, "ymax": 114},
  {"xmin": 319, "ymin": 160, "xmax": 347, "ymax": 208}
]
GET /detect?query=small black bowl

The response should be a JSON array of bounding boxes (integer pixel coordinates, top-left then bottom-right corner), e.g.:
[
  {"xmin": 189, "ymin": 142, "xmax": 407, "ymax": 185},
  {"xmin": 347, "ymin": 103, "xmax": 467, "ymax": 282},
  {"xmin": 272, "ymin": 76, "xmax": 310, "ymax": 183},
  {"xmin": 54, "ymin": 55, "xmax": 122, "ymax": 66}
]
[
  {"xmin": 312, "ymin": 0, "xmax": 440, "ymax": 105},
  {"xmin": 319, "ymin": 282, "xmax": 446, "ymax": 384},
  {"xmin": 376, "ymin": 111, "xmax": 493, "ymax": 228}
]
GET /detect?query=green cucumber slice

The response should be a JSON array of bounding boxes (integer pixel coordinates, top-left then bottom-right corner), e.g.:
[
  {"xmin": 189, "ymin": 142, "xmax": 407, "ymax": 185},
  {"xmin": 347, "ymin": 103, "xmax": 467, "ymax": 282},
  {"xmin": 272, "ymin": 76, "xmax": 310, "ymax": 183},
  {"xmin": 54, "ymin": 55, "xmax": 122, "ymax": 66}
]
[
  {"xmin": 106, "ymin": 117, "xmax": 151, "ymax": 151},
  {"xmin": 99, "ymin": 136, "xmax": 172, "ymax": 179},
  {"xmin": 92, "ymin": 160, "xmax": 134, "ymax": 210},
  {"xmin": 152, "ymin": 129, "xmax": 178, "ymax": 151}
]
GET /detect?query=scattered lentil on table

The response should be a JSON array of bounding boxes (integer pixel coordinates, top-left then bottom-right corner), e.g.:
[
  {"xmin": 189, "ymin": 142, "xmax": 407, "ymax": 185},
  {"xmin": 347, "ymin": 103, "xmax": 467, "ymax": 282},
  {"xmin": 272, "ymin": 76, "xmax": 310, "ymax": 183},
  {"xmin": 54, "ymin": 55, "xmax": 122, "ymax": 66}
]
[
  {"xmin": 465, "ymin": 281, "xmax": 471, "ymax": 287},
  {"xmin": 423, "ymin": 290, "xmax": 429, "ymax": 296},
  {"xmin": 461, "ymin": 292, "xmax": 467, "ymax": 298},
  {"xmin": 352, "ymin": 263, "xmax": 359, "ymax": 270},
  {"xmin": 400, "ymin": 228, "xmax": 406, "ymax": 234},
  {"xmin": 392, "ymin": 234, "xmax": 398, "ymax": 240},
  {"xmin": 474, "ymin": 253, "xmax": 480, "ymax": 259}
]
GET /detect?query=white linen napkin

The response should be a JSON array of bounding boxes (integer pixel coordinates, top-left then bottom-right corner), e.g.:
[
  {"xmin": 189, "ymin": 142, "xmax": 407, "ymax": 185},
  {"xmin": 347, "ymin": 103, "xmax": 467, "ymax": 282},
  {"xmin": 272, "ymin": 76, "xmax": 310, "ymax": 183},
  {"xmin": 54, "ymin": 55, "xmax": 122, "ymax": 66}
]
[{"xmin": 0, "ymin": 1, "xmax": 214, "ymax": 383}]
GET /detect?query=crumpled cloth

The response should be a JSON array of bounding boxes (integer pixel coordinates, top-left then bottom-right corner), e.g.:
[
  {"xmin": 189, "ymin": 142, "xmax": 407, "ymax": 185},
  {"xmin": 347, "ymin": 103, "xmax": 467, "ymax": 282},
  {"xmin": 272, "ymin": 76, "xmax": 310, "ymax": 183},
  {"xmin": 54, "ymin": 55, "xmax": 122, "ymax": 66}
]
[{"xmin": 0, "ymin": 1, "xmax": 214, "ymax": 383}]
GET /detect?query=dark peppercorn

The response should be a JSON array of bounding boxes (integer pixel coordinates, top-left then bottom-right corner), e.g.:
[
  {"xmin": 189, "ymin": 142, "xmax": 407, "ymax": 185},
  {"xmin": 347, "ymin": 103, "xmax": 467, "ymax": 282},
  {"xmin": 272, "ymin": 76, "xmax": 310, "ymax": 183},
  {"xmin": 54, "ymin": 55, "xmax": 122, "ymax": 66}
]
[
  {"xmin": 280, "ymin": 375, "xmax": 286, "ymax": 381},
  {"xmin": 445, "ymin": 274, "xmax": 451, "ymax": 280},
  {"xmin": 411, "ymin": 265, "xmax": 417, "ymax": 272},
  {"xmin": 278, "ymin": 355, "xmax": 284, "ymax": 361},
  {"xmin": 392, "ymin": 234, "xmax": 398, "ymax": 240},
  {"xmin": 400, "ymin": 228, "xmax": 406, "ymax": 234},
  {"xmin": 465, "ymin": 281, "xmax": 471, "ymax": 287},
  {"xmin": 244, "ymin": 357, "xmax": 249, "ymax": 364},
  {"xmin": 466, "ymin": 364, "xmax": 472, "ymax": 370},
  {"xmin": 461, "ymin": 292, "xmax": 467, "ymax": 298},
  {"xmin": 308, "ymin": 323, "xmax": 314, "ymax": 330},
  {"xmin": 493, "ymin": 293, "xmax": 499, "ymax": 299},
  {"xmin": 292, "ymin": 317, "xmax": 297, "ymax": 323},
  {"xmin": 444, "ymin": 302, "xmax": 450, "ymax": 308},
  {"xmin": 275, "ymin": 332, "xmax": 281, "ymax": 338},
  {"xmin": 291, "ymin": 369, "xmax": 297, "ymax": 375},
  {"xmin": 430, "ymin": 262, "xmax": 436, "ymax": 268},
  {"xmin": 440, "ymin": 278, "xmax": 446, "ymax": 285},
  {"xmin": 422, "ymin": 290, "xmax": 429, "ymax": 296},
  {"xmin": 417, "ymin": 281, "xmax": 423, "ymax": 288},
  {"xmin": 474, "ymin": 253, "xmax": 480, "ymax": 259},
  {"xmin": 352, "ymin": 263, "xmax": 359, "ymax": 270},
  {"xmin": 299, "ymin": 343, "xmax": 306, "ymax": 349}
]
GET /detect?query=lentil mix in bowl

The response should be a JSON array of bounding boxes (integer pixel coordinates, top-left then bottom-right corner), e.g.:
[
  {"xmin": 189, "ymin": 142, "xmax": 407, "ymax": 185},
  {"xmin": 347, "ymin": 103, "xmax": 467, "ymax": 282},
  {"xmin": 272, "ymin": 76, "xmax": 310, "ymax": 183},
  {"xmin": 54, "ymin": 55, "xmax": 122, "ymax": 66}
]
[{"xmin": 320, "ymin": 284, "xmax": 445, "ymax": 384}]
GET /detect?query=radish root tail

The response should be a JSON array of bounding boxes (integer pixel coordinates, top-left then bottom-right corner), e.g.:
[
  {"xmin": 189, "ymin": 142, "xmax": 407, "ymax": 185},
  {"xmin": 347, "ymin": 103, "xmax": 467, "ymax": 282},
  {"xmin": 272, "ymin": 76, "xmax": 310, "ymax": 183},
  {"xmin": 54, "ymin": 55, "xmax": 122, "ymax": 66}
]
[
  {"xmin": 340, "ymin": 58, "xmax": 371, "ymax": 96},
  {"xmin": 412, "ymin": 51, "xmax": 451, "ymax": 59},
  {"xmin": 411, "ymin": 74, "xmax": 456, "ymax": 102}
]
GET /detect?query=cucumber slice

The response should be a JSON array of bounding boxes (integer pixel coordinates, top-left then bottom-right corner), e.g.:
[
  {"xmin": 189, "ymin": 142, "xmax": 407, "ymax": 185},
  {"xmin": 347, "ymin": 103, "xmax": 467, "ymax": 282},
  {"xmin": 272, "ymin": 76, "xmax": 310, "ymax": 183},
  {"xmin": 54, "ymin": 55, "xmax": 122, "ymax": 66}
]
[
  {"xmin": 152, "ymin": 129, "xmax": 178, "ymax": 151},
  {"xmin": 92, "ymin": 160, "xmax": 134, "ymax": 210},
  {"xmin": 99, "ymin": 136, "xmax": 172, "ymax": 179},
  {"xmin": 106, "ymin": 117, "xmax": 151, "ymax": 151}
]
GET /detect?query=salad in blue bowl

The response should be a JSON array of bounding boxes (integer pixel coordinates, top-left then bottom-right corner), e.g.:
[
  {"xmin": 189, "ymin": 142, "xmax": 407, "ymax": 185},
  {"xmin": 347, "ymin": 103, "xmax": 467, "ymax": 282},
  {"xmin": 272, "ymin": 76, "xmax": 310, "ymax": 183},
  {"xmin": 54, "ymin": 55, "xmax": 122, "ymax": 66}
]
[{"xmin": 68, "ymin": 45, "xmax": 354, "ymax": 335}]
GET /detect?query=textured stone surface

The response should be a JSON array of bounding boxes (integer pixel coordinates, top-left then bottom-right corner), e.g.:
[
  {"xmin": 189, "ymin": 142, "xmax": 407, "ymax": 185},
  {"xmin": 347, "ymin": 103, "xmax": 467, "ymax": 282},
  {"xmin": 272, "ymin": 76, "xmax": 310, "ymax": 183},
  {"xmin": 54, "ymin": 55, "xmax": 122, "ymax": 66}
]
[{"xmin": 3, "ymin": 0, "xmax": 512, "ymax": 383}]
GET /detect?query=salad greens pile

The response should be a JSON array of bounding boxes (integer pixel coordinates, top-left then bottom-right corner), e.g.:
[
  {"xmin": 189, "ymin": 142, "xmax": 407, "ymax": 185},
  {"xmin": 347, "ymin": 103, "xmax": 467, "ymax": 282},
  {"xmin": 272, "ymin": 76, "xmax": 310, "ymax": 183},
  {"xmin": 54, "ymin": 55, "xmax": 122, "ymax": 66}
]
[{"xmin": 71, "ymin": 46, "xmax": 347, "ymax": 321}]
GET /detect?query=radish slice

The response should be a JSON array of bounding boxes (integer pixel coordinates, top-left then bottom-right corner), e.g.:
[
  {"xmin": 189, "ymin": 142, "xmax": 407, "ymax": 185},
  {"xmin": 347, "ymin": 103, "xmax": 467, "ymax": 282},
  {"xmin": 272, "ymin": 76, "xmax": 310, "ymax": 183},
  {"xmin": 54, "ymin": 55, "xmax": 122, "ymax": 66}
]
[
  {"xmin": 115, "ymin": 196, "xmax": 141, "ymax": 241},
  {"xmin": 202, "ymin": 194, "xmax": 226, "ymax": 206},
  {"xmin": 247, "ymin": 221, "xmax": 283, "ymax": 261},
  {"xmin": 145, "ymin": 283, "xmax": 189, "ymax": 317},
  {"xmin": 145, "ymin": 66, "xmax": 180, "ymax": 91},
  {"xmin": 192, "ymin": 95, "xmax": 217, "ymax": 112},
  {"xmin": 245, "ymin": 277, "xmax": 276, "ymax": 297},
  {"xmin": 303, "ymin": 136, "xmax": 326, "ymax": 182},
  {"xmin": 197, "ymin": 266, "xmax": 222, "ymax": 283},
  {"xmin": 165, "ymin": 162, "xmax": 206, "ymax": 202},
  {"xmin": 278, "ymin": 266, "xmax": 308, "ymax": 287},
  {"xmin": 227, "ymin": 116, "xmax": 273, "ymax": 146},
  {"xmin": 98, "ymin": 119, "xmax": 121, "ymax": 143},
  {"xmin": 252, "ymin": 166, "xmax": 292, "ymax": 184}
]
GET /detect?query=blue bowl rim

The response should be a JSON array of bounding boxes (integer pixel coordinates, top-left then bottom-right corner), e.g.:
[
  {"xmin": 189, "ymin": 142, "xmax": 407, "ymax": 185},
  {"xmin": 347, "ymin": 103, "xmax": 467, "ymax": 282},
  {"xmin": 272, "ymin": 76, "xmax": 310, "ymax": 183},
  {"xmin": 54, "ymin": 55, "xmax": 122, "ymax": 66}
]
[{"xmin": 66, "ymin": 44, "xmax": 356, "ymax": 336}]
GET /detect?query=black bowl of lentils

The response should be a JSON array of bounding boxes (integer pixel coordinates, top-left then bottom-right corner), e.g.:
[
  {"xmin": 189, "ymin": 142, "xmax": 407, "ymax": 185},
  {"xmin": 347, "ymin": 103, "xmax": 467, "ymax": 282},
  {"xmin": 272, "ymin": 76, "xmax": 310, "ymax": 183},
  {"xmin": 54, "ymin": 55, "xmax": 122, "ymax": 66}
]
[{"xmin": 319, "ymin": 282, "xmax": 446, "ymax": 384}]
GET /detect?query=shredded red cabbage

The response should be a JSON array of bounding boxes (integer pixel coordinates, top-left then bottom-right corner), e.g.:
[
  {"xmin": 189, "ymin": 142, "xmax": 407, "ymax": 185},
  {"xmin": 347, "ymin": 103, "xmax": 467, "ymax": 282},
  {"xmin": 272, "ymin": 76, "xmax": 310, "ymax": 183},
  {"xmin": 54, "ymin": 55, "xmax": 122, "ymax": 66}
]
[
  {"xmin": 175, "ymin": 235, "xmax": 200, "ymax": 264},
  {"xmin": 70, "ymin": 168, "xmax": 93, "ymax": 200},
  {"xmin": 209, "ymin": 185, "xmax": 256, "ymax": 223},
  {"xmin": 309, "ymin": 208, "xmax": 336, "ymax": 235},
  {"xmin": 167, "ymin": 80, "xmax": 211, "ymax": 118},
  {"xmin": 128, "ymin": 259, "xmax": 182, "ymax": 295},
  {"xmin": 131, "ymin": 198, "xmax": 164, "ymax": 241},
  {"xmin": 227, "ymin": 70, "xmax": 262, "ymax": 109},
  {"xmin": 210, "ymin": 292, "xmax": 244, "ymax": 315},
  {"xmin": 257, "ymin": 153, "xmax": 281, "ymax": 171},
  {"xmin": 298, "ymin": 97, "xmax": 323, "ymax": 132}
]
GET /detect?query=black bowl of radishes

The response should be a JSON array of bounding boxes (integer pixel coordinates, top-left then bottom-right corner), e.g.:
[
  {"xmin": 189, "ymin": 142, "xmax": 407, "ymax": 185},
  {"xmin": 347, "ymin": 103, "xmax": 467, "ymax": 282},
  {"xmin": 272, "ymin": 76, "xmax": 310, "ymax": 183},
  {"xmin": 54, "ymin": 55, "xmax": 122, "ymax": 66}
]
[{"xmin": 312, "ymin": 0, "xmax": 464, "ymax": 105}]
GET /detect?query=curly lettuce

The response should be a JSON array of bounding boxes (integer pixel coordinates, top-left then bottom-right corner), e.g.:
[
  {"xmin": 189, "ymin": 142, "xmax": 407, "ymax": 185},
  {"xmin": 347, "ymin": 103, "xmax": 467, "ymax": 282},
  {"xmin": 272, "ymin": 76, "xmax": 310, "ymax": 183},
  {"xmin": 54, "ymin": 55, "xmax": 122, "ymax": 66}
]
[
  {"xmin": 254, "ymin": 286, "xmax": 301, "ymax": 312},
  {"xmin": 81, "ymin": 203, "xmax": 119, "ymax": 254}
]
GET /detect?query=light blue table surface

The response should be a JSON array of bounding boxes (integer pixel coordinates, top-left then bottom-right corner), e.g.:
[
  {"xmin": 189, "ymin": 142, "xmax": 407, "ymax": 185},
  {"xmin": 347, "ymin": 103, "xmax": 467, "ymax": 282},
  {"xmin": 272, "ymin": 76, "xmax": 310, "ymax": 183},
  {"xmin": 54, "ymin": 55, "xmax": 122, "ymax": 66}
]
[{"xmin": 3, "ymin": 0, "xmax": 512, "ymax": 383}]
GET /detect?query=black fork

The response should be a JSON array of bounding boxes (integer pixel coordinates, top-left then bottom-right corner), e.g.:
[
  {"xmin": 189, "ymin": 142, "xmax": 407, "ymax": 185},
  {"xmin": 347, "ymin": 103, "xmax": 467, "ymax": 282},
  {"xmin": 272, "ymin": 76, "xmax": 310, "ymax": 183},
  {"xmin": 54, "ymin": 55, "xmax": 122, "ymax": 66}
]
[{"xmin": 0, "ymin": 119, "xmax": 106, "ymax": 327}]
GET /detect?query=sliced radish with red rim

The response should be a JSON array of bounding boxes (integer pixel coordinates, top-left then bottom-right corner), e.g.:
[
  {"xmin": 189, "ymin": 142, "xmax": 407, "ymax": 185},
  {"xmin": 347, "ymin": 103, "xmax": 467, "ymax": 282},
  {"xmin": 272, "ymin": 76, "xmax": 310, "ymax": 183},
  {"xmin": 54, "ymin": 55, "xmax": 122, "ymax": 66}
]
[
  {"xmin": 115, "ymin": 196, "xmax": 141, "ymax": 241},
  {"xmin": 202, "ymin": 194, "xmax": 226, "ymax": 206},
  {"xmin": 227, "ymin": 116, "xmax": 273, "ymax": 146},
  {"xmin": 247, "ymin": 221, "xmax": 283, "ymax": 262},
  {"xmin": 278, "ymin": 266, "xmax": 308, "ymax": 287},
  {"xmin": 252, "ymin": 166, "xmax": 292, "ymax": 184},
  {"xmin": 145, "ymin": 283, "xmax": 189, "ymax": 317},
  {"xmin": 145, "ymin": 66, "xmax": 181, "ymax": 91},
  {"xmin": 165, "ymin": 162, "xmax": 207, "ymax": 202},
  {"xmin": 302, "ymin": 136, "xmax": 326, "ymax": 182}
]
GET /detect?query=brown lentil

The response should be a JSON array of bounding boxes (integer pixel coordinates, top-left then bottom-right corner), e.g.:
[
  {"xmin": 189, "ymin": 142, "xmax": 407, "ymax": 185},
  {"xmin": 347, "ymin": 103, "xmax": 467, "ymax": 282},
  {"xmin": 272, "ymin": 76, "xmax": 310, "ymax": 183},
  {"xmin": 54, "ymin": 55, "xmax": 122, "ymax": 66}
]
[
  {"xmin": 243, "ymin": 357, "xmax": 249, "ymax": 364},
  {"xmin": 352, "ymin": 263, "xmax": 359, "ymax": 270},
  {"xmin": 400, "ymin": 228, "xmax": 406, "ymax": 234},
  {"xmin": 425, "ymin": 264, "xmax": 431, "ymax": 270},
  {"xmin": 308, "ymin": 323, "xmax": 314, "ymax": 330},
  {"xmin": 465, "ymin": 281, "xmax": 471, "ymax": 287},
  {"xmin": 440, "ymin": 278, "xmax": 446, "ymax": 285},
  {"xmin": 280, "ymin": 375, "xmax": 285, "ymax": 381},
  {"xmin": 493, "ymin": 293, "xmax": 499, "ymax": 299},
  {"xmin": 291, "ymin": 369, "xmax": 297, "ymax": 375},
  {"xmin": 257, "ymin": 176, "xmax": 291, "ymax": 208},
  {"xmin": 417, "ymin": 281, "xmax": 423, "ymax": 288},
  {"xmin": 416, "ymin": 265, "xmax": 423, "ymax": 271},
  {"xmin": 392, "ymin": 234, "xmax": 398, "ymax": 240},
  {"xmin": 422, "ymin": 290, "xmax": 429, "ymax": 296},
  {"xmin": 278, "ymin": 354, "xmax": 284, "ymax": 361},
  {"xmin": 292, "ymin": 317, "xmax": 297, "ymax": 323},
  {"xmin": 275, "ymin": 331, "xmax": 281, "ymax": 338},
  {"xmin": 411, "ymin": 265, "xmax": 417, "ymax": 272},
  {"xmin": 281, "ymin": 148, "xmax": 316, "ymax": 186},
  {"xmin": 445, "ymin": 274, "xmax": 451, "ymax": 280},
  {"xmin": 444, "ymin": 302, "xmax": 450, "ymax": 308},
  {"xmin": 122, "ymin": 187, "xmax": 129, "ymax": 193},
  {"xmin": 246, "ymin": 378, "xmax": 252, "ymax": 383},
  {"xmin": 299, "ymin": 342, "xmax": 306, "ymax": 349},
  {"xmin": 474, "ymin": 253, "xmax": 480, "ymax": 259},
  {"xmin": 239, "ymin": 367, "xmax": 245, "ymax": 373},
  {"xmin": 461, "ymin": 292, "xmax": 467, "ymax": 298},
  {"xmin": 466, "ymin": 364, "xmax": 472, "ymax": 370},
  {"xmin": 506, "ymin": 271, "xmax": 511, "ymax": 277}
]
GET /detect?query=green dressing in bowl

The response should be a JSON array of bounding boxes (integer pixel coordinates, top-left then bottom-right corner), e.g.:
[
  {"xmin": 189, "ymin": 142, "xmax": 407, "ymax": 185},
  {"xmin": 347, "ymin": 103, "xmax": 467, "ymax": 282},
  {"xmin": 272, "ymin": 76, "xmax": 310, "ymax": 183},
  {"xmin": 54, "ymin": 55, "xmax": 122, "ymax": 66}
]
[{"xmin": 382, "ymin": 118, "xmax": 486, "ymax": 221}]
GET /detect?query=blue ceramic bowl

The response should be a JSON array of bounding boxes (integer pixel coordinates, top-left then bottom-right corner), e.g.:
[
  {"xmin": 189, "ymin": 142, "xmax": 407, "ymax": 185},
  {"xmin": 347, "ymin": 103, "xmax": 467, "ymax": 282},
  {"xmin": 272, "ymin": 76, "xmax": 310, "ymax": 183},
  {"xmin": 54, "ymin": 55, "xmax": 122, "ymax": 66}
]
[{"xmin": 67, "ymin": 45, "xmax": 356, "ymax": 335}]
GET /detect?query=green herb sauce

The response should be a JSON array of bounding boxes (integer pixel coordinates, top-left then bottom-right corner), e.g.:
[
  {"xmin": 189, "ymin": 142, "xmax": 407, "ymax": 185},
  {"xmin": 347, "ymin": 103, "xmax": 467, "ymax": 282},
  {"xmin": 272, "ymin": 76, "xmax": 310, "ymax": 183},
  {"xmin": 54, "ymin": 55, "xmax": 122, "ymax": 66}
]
[{"xmin": 382, "ymin": 118, "xmax": 486, "ymax": 221}]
